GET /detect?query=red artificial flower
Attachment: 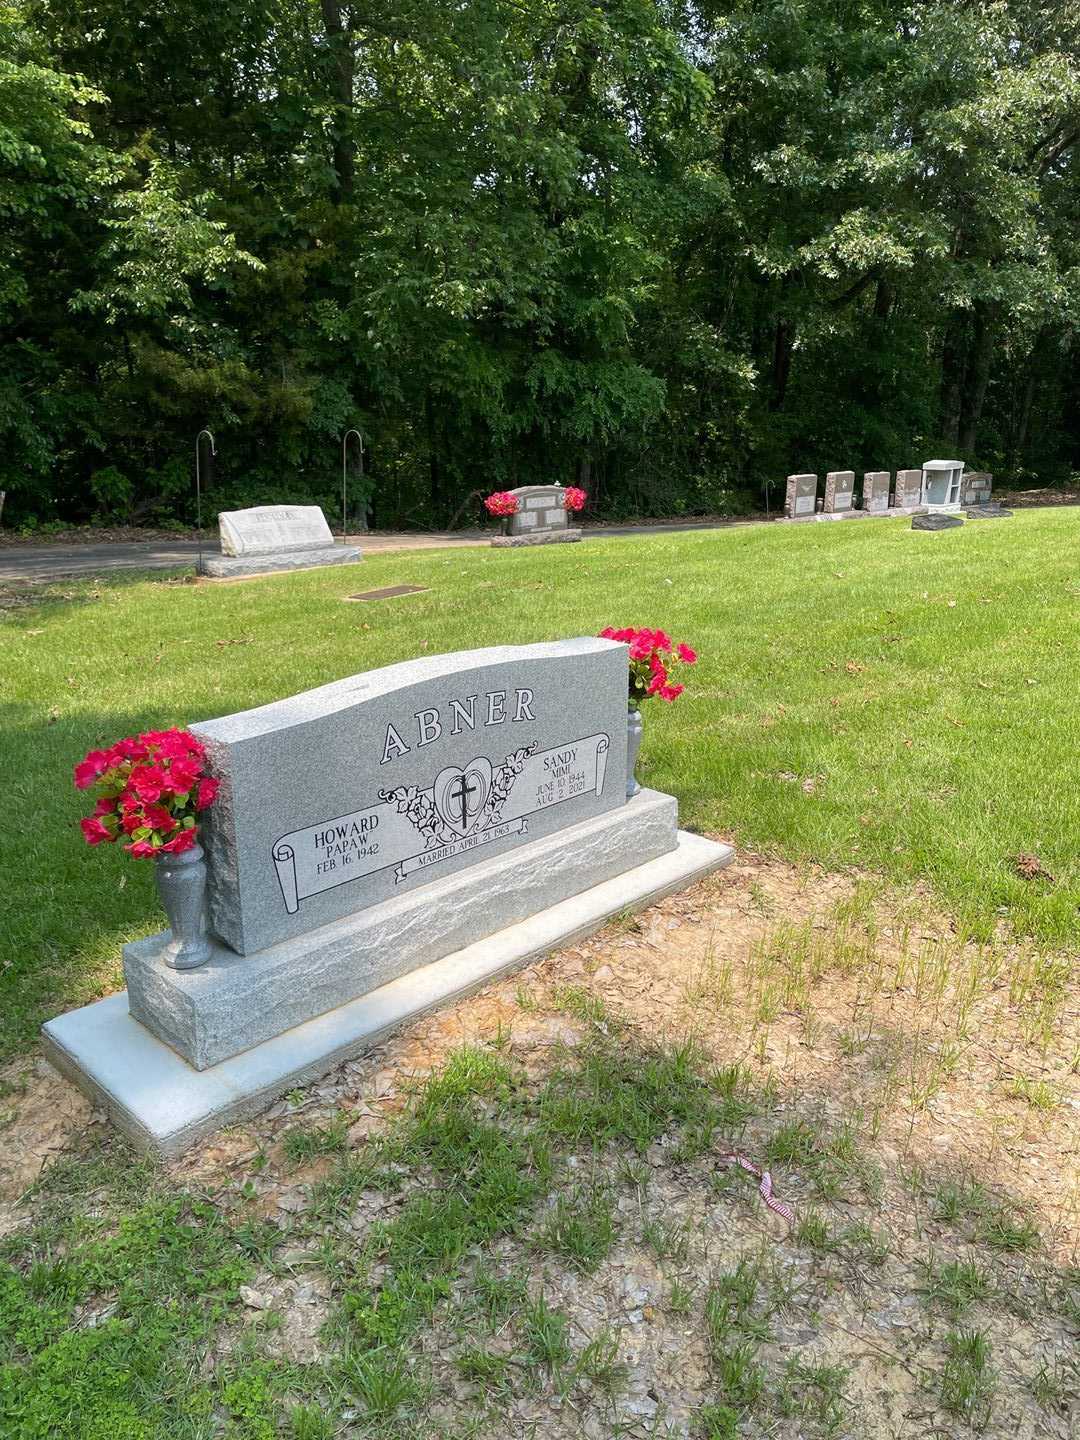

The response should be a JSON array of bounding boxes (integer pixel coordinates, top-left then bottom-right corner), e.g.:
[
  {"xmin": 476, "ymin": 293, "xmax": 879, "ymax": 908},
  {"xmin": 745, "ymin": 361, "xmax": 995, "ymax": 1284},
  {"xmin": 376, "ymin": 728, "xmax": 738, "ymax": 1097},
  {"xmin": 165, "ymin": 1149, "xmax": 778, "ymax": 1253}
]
[
  {"xmin": 75, "ymin": 726, "xmax": 212, "ymax": 867},
  {"xmin": 144, "ymin": 804, "xmax": 178, "ymax": 833},
  {"xmin": 73, "ymin": 750, "xmax": 113, "ymax": 790},
  {"xmin": 598, "ymin": 625, "xmax": 695, "ymax": 706},
  {"xmin": 166, "ymin": 757, "xmax": 202, "ymax": 794},
  {"xmin": 483, "ymin": 491, "xmax": 519, "ymax": 517},
  {"xmin": 111, "ymin": 736, "xmax": 150, "ymax": 762},
  {"xmin": 128, "ymin": 764, "xmax": 168, "ymax": 804},
  {"xmin": 563, "ymin": 486, "xmax": 587, "ymax": 513},
  {"xmin": 195, "ymin": 777, "xmax": 220, "ymax": 811}
]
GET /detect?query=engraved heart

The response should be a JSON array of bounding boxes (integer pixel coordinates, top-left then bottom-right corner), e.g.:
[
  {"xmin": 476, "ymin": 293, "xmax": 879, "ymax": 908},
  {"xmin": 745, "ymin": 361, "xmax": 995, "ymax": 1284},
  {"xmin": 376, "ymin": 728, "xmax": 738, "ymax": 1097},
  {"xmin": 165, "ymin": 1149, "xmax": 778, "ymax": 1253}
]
[{"xmin": 432, "ymin": 758, "xmax": 492, "ymax": 839}]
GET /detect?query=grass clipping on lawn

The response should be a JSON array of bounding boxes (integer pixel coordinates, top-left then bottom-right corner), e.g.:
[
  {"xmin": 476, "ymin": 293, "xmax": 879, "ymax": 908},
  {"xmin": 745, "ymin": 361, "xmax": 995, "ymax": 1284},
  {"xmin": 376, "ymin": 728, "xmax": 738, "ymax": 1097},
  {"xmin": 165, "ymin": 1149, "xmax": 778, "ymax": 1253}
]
[
  {"xmin": 1, "ymin": 508, "xmax": 1079, "ymax": 1058},
  {"xmin": 1, "ymin": 853, "xmax": 1076, "ymax": 1438}
]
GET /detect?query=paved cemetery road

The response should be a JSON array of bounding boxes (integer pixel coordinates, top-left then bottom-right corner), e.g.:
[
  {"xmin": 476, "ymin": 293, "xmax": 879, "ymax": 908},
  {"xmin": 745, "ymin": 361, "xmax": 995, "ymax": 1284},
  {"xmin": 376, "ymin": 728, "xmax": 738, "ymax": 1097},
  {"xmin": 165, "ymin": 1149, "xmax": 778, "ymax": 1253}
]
[{"xmin": 0, "ymin": 519, "xmax": 752, "ymax": 584}]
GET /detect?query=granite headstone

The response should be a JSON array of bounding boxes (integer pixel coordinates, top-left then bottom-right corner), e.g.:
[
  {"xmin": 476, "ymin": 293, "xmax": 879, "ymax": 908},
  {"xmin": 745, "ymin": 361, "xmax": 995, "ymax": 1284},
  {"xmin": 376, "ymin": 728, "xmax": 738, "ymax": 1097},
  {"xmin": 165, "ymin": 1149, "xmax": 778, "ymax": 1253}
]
[
  {"xmin": 192, "ymin": 640, "xmax": 628, "ymax": 954},
  {"xmin": 862, "ymin": 471, "xmax": 891, "ymax": 513},
  {"xmin": 46, "ymin": 637, "xmax": 734, "ymax": 1151},
  {"xmin": 893, "ymin": 469, "xmax": 923, "ymax": 509},
  {"xmin": 785, "ymin": 474, "xmax": 819, "ymax": 518},
  {"xmin": 200, "ymin": 505, "xmax": 361, "ymax": 577},
  {"xmin": 492, "ymin": 486, "xmax": 581, "ymax": 547},
  {"xmin": 961, "ymin": 471, "xmax": 994, "ymax": 507},
  {"xmin": 823, "ymin": 471, "xmax": 855, "ymax": 513}
]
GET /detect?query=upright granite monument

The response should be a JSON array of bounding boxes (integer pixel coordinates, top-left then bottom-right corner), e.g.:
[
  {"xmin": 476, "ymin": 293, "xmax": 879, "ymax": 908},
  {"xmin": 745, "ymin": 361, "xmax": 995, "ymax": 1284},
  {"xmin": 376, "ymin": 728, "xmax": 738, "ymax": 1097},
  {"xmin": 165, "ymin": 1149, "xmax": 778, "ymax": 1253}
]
[
  {"xmin": 199, "ymin": 504, "xmax": 361, "ymax": 577},
  {"xmin": 961, "ymin": 471, "xmax": 993, "ymax": 507},
  {"xmin": 44, "ymin": 638, "xmax": 732, "ymax": 1153},
  {"xmin": 822, "ymin": 471, "xmax": 855, "ymax": 515},
  {"xmin": 862, "ymin": 471, "xmax": 891, "ymax": 513},
  {"xmin": 491, "ymin": 486, "xmax": 581, "ymax": 547},
  {"xmin": 784, "ymin": 473, "xmax": 819, "ymax": 518},
  {"xmin": 892, "ymin": 469, "xmax": 924, "ymax": 511}
]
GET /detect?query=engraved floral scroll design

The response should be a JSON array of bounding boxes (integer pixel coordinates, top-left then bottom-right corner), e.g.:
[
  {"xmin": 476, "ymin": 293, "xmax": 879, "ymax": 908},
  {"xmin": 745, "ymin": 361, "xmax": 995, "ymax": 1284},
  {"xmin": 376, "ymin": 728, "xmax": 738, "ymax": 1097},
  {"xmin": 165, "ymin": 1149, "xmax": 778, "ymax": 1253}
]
[{"xmin": 379, "ymin": 742, "xmax": 537, "ymax": 849}]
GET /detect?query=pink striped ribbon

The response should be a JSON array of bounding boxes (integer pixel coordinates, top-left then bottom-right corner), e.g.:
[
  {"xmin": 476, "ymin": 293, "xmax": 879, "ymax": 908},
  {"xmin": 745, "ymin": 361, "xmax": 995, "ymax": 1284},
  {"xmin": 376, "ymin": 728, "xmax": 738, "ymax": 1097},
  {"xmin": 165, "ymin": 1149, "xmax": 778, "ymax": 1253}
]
[{"xmin": 718, "ymin": 1152, "xmax": 795, "ymax": 1224}]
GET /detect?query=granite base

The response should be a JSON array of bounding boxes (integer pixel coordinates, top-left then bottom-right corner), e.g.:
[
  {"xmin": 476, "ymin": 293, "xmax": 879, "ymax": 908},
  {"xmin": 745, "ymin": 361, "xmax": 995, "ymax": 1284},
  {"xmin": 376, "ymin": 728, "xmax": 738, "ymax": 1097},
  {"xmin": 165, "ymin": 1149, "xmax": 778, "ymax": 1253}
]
[
  {"xmin": 198, "ymin": 544, "xmax": 361, "ymax": 577},
  {"xmin": 780, "ymin": 506, "xmax": 927, "ymax": 524},
  {"xmin": 42, "ymin": 828, "xmax": 734, "ymax": 1156},
  {"xmin": 125, "ymin": 789, "xmax": 679, "ymax": 1070},
  {"xmin": 490, "ymin": 529, "xmax": 582, "ymax": 548}
]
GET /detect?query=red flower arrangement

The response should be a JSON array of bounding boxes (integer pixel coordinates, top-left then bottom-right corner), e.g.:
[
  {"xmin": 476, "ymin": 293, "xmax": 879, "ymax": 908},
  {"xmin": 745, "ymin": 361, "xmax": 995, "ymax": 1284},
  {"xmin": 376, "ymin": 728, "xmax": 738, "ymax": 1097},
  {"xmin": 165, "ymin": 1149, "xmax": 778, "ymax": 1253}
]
[
  {"xmin": 599, "ymin": 627, "xmax": 698, "ymax": 704},
  {"xmin": 74, "ymin": 728, "xmax": 220, "ymax": 859},
  {"xmin": 483, "ymin": 491, "xmax": 519, "ymax": 518},
  {"xmin": 562, "ymin": 486, "xmax": 587, "ymax": 513}
]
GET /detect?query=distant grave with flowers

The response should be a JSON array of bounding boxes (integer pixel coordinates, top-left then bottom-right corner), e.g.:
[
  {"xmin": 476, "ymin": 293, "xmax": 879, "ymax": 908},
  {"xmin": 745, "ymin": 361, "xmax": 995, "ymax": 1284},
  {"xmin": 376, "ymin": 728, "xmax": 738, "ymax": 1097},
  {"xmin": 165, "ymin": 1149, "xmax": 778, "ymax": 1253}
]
[{"xmin": 485, "ymin": 484, "xmax": 586, "ymax": 546}]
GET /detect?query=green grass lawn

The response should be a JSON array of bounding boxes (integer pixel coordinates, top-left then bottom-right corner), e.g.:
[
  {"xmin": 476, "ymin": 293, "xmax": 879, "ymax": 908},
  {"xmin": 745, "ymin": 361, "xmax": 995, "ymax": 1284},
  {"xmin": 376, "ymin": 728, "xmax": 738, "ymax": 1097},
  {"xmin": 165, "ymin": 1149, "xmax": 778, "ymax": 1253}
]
[{"xmin": 2, "ymin": 511, "xmax": 1078, "ymax": 1059}]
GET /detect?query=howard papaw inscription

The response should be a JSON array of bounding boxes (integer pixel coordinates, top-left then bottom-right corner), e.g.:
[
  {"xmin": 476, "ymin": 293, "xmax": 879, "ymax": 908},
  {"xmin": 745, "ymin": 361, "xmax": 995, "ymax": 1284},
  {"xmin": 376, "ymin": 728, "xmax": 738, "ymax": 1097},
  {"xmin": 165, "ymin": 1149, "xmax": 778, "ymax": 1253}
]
[
  {"xmin": 273, "ymin": 734, "xmax": 609, "ymax": 910},
  {"xmin": 191, "ymin": 639, "xmax": 629, "ymax": 955}
]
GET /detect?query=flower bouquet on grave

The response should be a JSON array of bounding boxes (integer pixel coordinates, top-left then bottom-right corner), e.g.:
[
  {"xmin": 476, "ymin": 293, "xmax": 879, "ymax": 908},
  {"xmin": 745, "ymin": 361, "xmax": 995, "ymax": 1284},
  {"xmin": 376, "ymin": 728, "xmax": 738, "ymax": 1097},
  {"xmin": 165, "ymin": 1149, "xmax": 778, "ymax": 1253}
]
[
  {"xmin": 483, "ymin": 491, "xmax": 519, "ymax": 534},
  {"xmin": 562, "ymin": 486, "xmax": 587, "ymax": 513},
  {"xmin": 74, "ymin": 728, "xmax": 220, "ymax": 969},
  {"xmin": 598, "ymin": 627, "xmax": 697, "ymax": 797}
]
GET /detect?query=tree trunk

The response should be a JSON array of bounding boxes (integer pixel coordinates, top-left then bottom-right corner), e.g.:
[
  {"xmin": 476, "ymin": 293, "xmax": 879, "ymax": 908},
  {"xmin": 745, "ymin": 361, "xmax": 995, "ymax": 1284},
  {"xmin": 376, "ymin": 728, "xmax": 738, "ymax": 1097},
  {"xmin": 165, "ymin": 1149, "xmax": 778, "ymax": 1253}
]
[
  {"xmin": 320, "ymin": 0, "xmax": 355, "ymax": 202},
  {"xmin": 769, "ymin": 318, "xmax": 793, "ymax": 412},
  {"xmin": 939, "ymin": 311, "xmax": 968, "ymax": 448},
  {"xmin": 959, "ymin": 302, "xmax": 995, "ymax": 456},
  {"xmin": 873, "ymin": 276, "xmax": 892, "ymax": 321},
  {"xmin": 426, "ymin": 388, "xmax": 441, "ymax": 518}
]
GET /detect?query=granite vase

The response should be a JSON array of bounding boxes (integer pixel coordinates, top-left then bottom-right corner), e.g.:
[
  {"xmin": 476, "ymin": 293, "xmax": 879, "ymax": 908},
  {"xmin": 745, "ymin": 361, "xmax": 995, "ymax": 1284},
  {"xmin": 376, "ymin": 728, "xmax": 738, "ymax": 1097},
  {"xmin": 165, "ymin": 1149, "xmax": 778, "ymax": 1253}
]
[
  {"xmin": 156, "ymin": 843, "xmax": 212, "ymax": 970},
  {"xmin": 626, "ymin": 704, "xmax": 643, "ymax": 798}
]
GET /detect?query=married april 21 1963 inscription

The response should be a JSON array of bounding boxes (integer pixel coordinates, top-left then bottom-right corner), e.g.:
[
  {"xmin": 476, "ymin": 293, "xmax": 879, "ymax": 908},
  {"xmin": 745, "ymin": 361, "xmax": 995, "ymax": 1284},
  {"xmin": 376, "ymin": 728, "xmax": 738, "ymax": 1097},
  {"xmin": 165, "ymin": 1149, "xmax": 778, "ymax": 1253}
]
[{"xmin": 271, "ymin": 685, "xmax": 610, "ymax": 913}]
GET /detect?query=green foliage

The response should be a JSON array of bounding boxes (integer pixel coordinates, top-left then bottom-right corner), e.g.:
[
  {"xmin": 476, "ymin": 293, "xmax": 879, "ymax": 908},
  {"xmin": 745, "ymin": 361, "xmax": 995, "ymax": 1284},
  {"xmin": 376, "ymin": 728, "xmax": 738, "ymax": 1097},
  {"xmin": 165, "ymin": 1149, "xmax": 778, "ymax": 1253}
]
[{"xmin": 3, "ymin": 1, "xmax": 1078, "ymax": 528}]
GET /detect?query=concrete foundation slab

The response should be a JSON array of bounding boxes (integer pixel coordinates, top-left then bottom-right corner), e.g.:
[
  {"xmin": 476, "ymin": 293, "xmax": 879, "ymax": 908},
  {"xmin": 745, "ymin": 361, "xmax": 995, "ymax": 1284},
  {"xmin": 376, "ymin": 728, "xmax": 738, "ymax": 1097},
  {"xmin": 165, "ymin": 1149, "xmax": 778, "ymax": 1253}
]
[{"xmin": 43, "ymin": 829, "xmax": 734, "ymax": 1156}]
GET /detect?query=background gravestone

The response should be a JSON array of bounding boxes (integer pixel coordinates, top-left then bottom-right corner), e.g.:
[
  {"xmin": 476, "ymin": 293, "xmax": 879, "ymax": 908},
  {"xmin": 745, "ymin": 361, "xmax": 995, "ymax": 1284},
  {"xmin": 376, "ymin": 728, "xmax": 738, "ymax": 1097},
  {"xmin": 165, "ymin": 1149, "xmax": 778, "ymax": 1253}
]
[
  {"xmin": 823, "ymin": 471, "xmax": 855, "ymax": 514},
  {"xmin": 784, "ymin": 474, "xmax": 818, "ymax": 518},
  {"xmin": 862, "ymin": 472, "xmax": 891, "ymax": 513},
  {"xmin": 492, "ymin": 486, "xmax": 581, "ymax": 547},
  {"xmin": 961, "ymin": 471, "xmax": 994, "ymax": 506},
  {"xmin": 893, "ymin": 469, "xmax": 923, "ymax": 509},
  {"xmin": 200, "ymin": 505, "xmax": 361, "ymax": 577}
]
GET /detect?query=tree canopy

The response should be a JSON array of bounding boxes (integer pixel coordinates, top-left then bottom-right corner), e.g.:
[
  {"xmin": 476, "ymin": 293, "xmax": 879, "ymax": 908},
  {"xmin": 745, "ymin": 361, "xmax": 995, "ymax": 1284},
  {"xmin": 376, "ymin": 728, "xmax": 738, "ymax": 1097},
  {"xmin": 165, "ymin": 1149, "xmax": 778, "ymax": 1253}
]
[{"xmin": 2, "ymin": 1, "xmax": 1078, "ymax": 527}]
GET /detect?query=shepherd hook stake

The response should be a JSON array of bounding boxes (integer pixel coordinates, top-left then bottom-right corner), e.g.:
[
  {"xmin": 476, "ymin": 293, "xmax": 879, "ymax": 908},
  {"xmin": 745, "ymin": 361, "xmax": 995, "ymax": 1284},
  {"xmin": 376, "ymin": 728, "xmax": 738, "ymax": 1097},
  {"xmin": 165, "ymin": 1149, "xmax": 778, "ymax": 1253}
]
[
  {"xmin": 343, "ymin": 429, "xmax": 364, "ymax": 541},
  {"xmin": 195, "ymin": 430, "xmax": 216, "ymax": 572}
]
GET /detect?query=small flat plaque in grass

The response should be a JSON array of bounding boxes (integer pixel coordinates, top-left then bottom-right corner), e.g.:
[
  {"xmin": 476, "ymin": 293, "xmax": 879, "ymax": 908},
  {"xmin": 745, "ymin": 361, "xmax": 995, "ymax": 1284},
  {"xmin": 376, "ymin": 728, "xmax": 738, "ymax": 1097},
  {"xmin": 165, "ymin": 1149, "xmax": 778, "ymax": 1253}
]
[{"xmin": 345, "ymin": 585, "xmax": 430, "ymax": 601}]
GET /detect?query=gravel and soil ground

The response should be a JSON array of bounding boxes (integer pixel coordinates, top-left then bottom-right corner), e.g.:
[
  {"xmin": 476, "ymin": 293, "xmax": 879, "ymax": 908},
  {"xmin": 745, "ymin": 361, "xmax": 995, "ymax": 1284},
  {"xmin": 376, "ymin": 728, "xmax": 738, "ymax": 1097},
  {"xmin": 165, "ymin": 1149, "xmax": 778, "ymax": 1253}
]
[{"xmin": 2, "ymin": 852, "xmax": 1075, "ymax": 1438}]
